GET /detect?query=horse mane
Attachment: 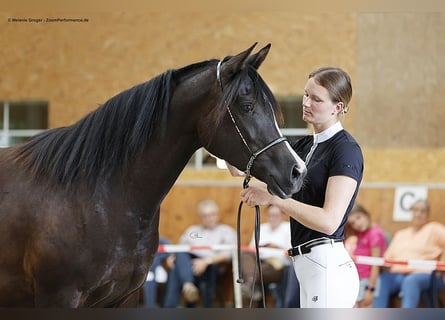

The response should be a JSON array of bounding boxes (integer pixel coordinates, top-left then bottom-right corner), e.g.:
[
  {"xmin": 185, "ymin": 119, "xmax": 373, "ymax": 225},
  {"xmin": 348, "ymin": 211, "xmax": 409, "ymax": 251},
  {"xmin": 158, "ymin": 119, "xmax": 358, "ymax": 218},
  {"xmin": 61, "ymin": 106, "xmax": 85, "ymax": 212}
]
[
  {"xmin": 9, "ymin": 59, "xmax": 279, "ymax": 190},
  {"xmin": 10, "ymin": 63, "xmax": 213, "ymax": 190}
]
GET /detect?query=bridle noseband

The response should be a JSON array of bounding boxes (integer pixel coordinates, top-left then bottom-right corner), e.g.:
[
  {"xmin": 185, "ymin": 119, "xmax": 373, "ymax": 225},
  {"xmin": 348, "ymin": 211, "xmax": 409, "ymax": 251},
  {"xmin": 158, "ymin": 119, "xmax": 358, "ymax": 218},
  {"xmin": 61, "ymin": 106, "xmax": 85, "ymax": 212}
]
[{"xmin": 216, "ymin": 60, "xmax": 288, "ymax": 308}]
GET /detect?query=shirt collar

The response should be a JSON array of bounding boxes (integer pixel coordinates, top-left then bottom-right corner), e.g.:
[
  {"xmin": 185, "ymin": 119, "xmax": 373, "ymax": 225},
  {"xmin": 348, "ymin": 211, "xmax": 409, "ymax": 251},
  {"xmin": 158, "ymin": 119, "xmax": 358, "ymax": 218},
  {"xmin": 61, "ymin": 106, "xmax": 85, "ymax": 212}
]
[{"xmin": 313, "ymin": 121, "xmax": 343, "ymax": 144}]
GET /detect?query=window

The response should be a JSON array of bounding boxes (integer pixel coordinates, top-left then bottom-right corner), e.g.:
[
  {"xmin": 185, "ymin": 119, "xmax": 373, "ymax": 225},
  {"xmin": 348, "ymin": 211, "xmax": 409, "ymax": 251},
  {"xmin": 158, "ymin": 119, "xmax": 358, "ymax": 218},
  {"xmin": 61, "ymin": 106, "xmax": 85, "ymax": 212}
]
[
  {"xmin": 187, "ymin": 95, "xmax": 309, "ymax": 169},
  {"xmin": 279, "ymin": 95, "xmax": 309, "ymax": 141},
  {"xmin": 0, "ymin": 100, "xmax": 48, "ymax": 147}
]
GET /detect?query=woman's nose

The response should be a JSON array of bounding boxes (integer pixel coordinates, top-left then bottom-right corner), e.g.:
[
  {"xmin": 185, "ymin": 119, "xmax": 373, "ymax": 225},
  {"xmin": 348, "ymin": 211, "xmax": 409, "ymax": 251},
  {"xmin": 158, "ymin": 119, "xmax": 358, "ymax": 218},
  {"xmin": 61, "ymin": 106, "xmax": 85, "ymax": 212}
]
[{"xmin": 302, "ymin": 95, "xmax": 311, "ymax": 106}]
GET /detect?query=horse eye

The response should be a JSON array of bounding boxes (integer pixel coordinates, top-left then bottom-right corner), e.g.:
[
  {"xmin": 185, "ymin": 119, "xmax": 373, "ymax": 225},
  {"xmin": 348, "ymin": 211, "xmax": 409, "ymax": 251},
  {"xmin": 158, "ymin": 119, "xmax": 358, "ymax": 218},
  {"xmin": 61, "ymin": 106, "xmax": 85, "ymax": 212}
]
[{"xmin": 241, "ymin": 103, "xmax": 254, "ymax": 113}]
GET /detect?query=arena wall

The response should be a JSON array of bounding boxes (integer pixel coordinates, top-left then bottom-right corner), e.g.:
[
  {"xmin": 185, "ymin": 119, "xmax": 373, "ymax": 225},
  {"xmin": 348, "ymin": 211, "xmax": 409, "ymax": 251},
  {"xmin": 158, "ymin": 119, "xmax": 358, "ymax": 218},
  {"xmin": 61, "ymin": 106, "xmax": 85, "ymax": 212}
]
[{"xmin": 1, "ymin": 12, "xmax": 445, "ymax": 240}]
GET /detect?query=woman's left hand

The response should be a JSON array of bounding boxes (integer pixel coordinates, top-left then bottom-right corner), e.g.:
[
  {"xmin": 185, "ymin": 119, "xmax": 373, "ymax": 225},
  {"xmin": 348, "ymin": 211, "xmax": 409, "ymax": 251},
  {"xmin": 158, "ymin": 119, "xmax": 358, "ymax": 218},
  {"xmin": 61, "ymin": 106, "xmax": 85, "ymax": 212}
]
[{"xmin": 240, "ymin": 186, "xmax": 273, "ymax": 207}]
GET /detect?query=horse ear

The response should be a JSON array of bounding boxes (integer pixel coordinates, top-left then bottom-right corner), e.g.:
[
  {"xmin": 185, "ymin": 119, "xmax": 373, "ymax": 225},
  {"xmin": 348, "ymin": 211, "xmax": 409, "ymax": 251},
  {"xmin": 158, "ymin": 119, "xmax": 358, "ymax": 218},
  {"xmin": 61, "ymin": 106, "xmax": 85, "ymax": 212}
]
[
  {"xmin": 245, "ymin": 43, "xmax": 271, "ymax": 70},
  {"xmin": 220, "ymin": 43, "xmax": 258, "ymax": 82}
]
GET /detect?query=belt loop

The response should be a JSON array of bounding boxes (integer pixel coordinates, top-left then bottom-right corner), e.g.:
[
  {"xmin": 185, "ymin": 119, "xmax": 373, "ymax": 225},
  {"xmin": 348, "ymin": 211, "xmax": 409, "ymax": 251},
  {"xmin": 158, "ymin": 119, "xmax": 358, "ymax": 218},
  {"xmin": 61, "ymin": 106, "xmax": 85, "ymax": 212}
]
[
  {"xmin": 297, "ymin": 246, "xmax": 303, "ymax": 256},
  {"xmin": 330, "ymin": 239, "xmax": 334, "ymax": 247}
]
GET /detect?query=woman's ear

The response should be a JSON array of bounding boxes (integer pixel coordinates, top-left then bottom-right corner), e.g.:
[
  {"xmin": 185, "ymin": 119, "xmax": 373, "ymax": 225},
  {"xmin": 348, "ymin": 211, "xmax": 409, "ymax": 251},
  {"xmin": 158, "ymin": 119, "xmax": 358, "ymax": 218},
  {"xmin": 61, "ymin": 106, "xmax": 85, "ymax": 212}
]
[
  {"xmin": 332, "ymin": 102, "xmax": 343, "ymax": 115},
  {"xmin": 336, "ymin": 102, "xmax": 344, "ymax": 113}
]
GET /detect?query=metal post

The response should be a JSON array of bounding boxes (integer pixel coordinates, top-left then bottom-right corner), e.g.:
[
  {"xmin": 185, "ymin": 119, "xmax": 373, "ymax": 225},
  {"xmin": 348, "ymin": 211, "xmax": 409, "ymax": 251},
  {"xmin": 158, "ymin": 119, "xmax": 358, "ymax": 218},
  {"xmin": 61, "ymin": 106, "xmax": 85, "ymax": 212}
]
[{"xmin": 231, "ymin": 247, "xmax": 242, "ymax": 308}]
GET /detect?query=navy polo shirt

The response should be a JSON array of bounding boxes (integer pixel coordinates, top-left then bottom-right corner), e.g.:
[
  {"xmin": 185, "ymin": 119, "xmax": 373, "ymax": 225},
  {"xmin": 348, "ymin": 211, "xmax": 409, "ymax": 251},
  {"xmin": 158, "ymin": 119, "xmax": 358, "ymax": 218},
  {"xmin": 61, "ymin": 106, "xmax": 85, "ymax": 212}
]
[{"xmin": 289, "ymin": 129, "xmax": 364, "ymax": 247}]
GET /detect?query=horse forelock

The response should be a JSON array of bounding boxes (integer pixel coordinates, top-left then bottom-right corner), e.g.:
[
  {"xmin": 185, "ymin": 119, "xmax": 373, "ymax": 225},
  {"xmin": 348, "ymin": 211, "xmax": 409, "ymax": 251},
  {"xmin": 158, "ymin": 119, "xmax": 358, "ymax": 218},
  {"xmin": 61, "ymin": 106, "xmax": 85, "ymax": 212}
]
[
  {"xmin": 208, "ymin": 65, "xmax": 282, "ymax": 136},
  {"xmin": 249, "ymin": 66, "xmax": 283, "ymax": 125},
  {"xmin": 10, "ymin": 70, "xmax": 175, "ymax": 190}
]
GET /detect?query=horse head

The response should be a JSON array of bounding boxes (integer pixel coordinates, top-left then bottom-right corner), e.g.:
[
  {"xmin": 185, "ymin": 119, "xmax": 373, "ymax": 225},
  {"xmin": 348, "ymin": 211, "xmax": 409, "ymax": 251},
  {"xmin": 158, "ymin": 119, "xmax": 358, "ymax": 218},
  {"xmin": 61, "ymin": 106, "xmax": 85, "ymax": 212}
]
[{"xmin": 202, "ymin": 43, "xmax": 307, "ymax": 198}]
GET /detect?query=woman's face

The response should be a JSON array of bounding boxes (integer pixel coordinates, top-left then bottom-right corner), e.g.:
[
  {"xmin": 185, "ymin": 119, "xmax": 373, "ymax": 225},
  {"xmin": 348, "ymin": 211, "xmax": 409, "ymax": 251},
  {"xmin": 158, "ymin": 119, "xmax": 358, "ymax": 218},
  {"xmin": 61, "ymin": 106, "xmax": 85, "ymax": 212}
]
[
  {"xmin": 348, "ymin": 211, "xmax": 369, "ymax": 232},
  {"xmin": 266, "ymin": 205, "xmax": 285, "ymax": 229},
  {"xmin": 302, "ymin": 77, "xmax": 340, "ymax": 132},
  {"xmin": 411, "ymin": 202, "xmax": 429, "ymax": 229}
]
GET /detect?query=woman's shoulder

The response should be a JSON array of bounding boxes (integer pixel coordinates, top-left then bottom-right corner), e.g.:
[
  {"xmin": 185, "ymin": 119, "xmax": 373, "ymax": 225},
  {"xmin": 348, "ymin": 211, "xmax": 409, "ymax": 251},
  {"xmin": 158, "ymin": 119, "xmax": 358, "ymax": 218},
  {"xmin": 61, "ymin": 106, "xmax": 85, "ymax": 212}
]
[
  {"xmin": 425, "ymin": 221, "xmax": 445, "ymax": 233},
  {"xmin": 331, "ymin": 130, "xmax": 363, "ymax": 158},
  {"xmin": 325, "ymin": 130, "xmax": 363, "ymax": 168},
  {"xmin": 333, "ymin": 129, "xmax": 361, "ymax": 147},
  {"xmin": 368, "ymin": 224, "xmax": 387, "ymax": 239},
  {"xmin": 369, "ymin": 223, "xmax": 384, "ymax": 233}
]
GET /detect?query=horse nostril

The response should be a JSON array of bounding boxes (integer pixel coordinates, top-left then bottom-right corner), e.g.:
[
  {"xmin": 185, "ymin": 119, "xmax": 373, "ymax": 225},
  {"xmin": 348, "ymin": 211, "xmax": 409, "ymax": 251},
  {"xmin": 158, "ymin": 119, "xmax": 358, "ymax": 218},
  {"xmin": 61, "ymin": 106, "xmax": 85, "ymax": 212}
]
[
  {"xmin": 292, "ymin": 165, "xmax": 300, "ymax": 178},
  {"xmin": 293, "ymin": 164, "xmax": 301, "ymax": 175},
  {"xmin": 292, "ymin": 164, "xmax": 307, "ymax": 178}
]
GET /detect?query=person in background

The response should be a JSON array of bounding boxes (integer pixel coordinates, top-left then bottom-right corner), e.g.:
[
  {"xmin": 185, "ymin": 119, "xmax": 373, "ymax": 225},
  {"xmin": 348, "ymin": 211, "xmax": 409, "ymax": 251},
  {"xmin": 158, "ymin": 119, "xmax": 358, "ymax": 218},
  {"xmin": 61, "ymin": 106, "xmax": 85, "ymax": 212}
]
[
  {"xmin": 162, "ymin": 199, "xmax": 237, "ymax": 308},
  {"xmin": 240, "ymin": 204, "xmax": 291, "ymax": 307},
  {"xmin": 347, "ymin": 204, "xmax": 387, "ymax": 307},
  {"xmin": 142, "ymin": 237, "xmax": 172, "ymax": 307},
  {"xmin": 228, "ymin": 66, "xmax": 363, "ymax": 307},
  {"xmin": 373, "ymin": 199, "xmax": 445, "ymax": 308},
  {"xmin": 283, "ymin": 268, "xmax": 301, "ymax": 307}
]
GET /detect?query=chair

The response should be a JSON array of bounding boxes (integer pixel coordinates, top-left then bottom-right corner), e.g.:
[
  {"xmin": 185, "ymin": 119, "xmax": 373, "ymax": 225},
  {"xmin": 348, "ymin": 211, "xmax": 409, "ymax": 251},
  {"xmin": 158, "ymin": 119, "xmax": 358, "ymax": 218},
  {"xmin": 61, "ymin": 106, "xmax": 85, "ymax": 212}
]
[
  {"xmin": 389, "ymin": 270, "xmax": 445, "ymax": 308},
  {"xmin": 266, "ymin": 265, "xmax": 292, "ymax": 307},
  {"xmin": 423, "ymin": 270, "xmax": 444, "ymax": 308}
]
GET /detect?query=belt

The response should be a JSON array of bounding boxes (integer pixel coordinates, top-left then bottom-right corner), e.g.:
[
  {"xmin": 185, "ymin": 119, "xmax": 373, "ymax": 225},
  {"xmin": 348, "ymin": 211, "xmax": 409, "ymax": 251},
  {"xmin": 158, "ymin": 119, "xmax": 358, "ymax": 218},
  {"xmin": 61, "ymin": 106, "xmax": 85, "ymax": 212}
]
[{"xmin": 287, "ymin": 238, "xmax": 343, "ymax": 257}]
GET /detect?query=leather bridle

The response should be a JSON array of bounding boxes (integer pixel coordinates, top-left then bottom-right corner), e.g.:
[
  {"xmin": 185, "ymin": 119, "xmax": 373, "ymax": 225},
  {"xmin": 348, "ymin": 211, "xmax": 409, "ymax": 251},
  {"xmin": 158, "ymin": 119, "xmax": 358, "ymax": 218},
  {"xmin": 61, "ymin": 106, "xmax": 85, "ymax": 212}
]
[
  {"xmin": 216, "ymin": 60, "xmax": 288, "ymax": 185},
  {"xmin": 217, "ymin": 60, "xmax": 288, "ymax": 307}
]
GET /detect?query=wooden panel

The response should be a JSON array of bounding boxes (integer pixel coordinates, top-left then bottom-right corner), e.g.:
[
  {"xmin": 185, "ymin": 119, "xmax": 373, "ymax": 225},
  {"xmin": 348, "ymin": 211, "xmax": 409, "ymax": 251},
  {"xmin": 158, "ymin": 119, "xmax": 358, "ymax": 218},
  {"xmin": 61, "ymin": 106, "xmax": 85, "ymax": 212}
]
[
  {"xmin": 159, "ymin": 184, "xmax": 273, "ymax": 244},
  {"xmin": 160, "ymin": 184, "xmax": 445, "ymax": 243},
  {"xmin": 356, "ymin": 13, "xmax": 445, "ymax": 148}
]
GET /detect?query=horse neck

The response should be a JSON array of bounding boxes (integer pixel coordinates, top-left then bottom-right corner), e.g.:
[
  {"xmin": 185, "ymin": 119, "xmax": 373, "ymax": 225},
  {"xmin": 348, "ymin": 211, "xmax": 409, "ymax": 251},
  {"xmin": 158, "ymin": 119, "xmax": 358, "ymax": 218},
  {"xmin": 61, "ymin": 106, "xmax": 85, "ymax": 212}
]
[
  {"xmin": 120, "ymin": 66, "xmax": 218, "ymax": 208},
  {"xmin": 124, "ymin": 103, "xmax": 210, "ymax": 209}
]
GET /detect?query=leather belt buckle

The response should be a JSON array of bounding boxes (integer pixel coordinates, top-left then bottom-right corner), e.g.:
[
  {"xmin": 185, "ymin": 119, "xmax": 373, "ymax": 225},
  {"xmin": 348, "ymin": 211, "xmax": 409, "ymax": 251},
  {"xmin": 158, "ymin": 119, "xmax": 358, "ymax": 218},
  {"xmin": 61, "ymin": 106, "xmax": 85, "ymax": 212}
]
[{"xmin": 288, "ymin": 238, "xmax": 343, "ymax": 257}]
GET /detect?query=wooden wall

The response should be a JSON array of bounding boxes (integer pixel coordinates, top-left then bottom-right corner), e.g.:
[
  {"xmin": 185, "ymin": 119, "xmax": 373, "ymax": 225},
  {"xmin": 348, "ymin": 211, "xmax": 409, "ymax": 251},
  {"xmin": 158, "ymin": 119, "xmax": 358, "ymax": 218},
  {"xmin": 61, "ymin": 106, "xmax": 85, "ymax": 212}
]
[
  {"xmin": 2, "ymin": 11, "xmax": 445, "ymax": 244},
  {"xmin": 159, "ymin": 173, "xmax": 445, "ymax": 243}
]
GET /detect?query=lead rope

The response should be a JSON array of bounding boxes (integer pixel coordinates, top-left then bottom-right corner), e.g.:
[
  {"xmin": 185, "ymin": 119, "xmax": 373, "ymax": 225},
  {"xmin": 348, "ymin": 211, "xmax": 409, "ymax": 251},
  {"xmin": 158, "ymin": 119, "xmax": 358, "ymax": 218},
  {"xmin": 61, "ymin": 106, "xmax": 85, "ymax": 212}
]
[{"xmin": 236, "ymin": 175, "xmax": 266, "ymax": 308}]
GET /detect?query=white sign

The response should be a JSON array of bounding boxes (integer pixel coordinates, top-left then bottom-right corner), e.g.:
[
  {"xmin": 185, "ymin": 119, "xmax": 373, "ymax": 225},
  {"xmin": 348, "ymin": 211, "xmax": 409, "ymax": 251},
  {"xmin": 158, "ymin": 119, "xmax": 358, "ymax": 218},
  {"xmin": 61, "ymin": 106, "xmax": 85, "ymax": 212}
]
[{"xmin": 393, "ymin": 186, "xmax": 428, "ymax": 221}]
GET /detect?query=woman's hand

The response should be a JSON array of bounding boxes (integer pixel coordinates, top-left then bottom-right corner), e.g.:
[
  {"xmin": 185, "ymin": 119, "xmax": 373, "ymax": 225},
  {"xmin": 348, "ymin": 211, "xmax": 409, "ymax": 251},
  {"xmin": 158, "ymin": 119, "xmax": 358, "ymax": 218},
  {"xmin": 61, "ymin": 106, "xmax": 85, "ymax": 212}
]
[
  {"xmin": 225, "ymin": 162, "xmax": 245, "ymax": 177},
  {"xmin": 192, "ymin": 257, "xmax": 210, "ymax": 276},
  {"xmin": 360, "ymin": 290, "xmax": 374, "ymax": 307},
  {"xmin": 240, "ymin": 186, "xmax": 274, "ymax": 207}
]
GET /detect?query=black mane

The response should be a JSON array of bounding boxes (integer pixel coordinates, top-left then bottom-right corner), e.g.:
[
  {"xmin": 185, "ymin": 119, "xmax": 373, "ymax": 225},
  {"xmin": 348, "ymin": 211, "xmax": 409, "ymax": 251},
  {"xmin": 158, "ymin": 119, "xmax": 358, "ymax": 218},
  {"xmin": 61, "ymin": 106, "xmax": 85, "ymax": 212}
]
[
  {"xmin": 11, "ymin": 68, "xmax": 184, "ymax": 189},
  {"xmin": 10, "ymin": 59, "xmax": 279, "ymax": 190}
]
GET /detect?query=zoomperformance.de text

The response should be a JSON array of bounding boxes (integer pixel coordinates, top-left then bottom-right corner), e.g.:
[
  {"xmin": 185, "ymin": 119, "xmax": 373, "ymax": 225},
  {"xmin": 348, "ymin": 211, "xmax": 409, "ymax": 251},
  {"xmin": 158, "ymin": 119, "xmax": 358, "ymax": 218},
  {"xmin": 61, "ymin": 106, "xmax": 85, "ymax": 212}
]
[{"xmin": 7, "ymin": 17, "xmax": 89, "ymax": 23}]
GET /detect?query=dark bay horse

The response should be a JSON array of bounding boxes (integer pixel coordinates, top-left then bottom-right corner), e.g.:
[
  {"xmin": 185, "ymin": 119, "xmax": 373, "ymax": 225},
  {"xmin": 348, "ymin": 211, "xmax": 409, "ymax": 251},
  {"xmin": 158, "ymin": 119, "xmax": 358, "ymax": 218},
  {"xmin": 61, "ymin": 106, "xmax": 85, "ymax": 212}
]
[{"xmin": 0, "ymin": 43, "xmax": 307, "ymax": 307}]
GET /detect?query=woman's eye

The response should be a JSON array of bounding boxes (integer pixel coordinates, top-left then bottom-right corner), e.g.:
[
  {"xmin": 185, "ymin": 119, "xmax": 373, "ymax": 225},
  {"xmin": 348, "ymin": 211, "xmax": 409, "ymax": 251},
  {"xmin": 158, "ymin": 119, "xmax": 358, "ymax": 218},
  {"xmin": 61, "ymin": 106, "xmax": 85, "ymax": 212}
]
[{"xmin": 241, "ymin": 104, "xmax": 254, "ymax": 113}]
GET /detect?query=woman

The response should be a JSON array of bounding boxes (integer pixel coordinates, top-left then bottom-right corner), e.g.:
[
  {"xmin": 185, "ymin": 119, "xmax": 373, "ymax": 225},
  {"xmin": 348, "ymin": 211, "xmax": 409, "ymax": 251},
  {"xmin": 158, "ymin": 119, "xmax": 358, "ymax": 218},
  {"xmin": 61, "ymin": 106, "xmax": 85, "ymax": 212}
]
[
  {"xmin": 229, "ymin": 67, "xmax": 363, "ymax": 307},
  {"xmin": 373, "ymin": 199, "xmax": 445, "ymax": 308},
  {"xmin": 347, "ymin": 204, "xmax": 387, "ymax": 307}
]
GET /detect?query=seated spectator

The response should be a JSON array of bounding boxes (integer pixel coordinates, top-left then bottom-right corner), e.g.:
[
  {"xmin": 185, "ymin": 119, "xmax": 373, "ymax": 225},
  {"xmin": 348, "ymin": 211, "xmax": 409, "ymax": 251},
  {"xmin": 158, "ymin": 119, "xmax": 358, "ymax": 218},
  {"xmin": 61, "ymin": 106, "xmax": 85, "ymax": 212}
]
[
  {"xmin": 142, "ymin": 237, "xmax": 172, "ymax": 307},
  {"xmin": 373, "ymin": 199, "xmax": 445, "ymax": 308},
  {"xmin": 163, "ymin": 199, "xmax": 236, "ymax": 308},
  {"xmin": 347, "ymin": 204, "xmax": 387, "ymax": 307},
  {"xmin": 240, "ymin": 204, "xmax": 291, "ymax": 307}
]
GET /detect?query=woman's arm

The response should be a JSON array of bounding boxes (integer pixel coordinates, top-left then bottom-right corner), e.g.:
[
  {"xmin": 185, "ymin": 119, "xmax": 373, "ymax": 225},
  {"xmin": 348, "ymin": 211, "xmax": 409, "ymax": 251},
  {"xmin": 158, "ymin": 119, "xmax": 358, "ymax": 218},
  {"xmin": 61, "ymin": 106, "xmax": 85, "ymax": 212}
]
[
  {"xmin": 359, "ymin": 245, "xmax": 381, "ymax": 307},
  {"xmin": 368, "ymin": 246, "xmax": 382, "ymax": 286},
  {"xmin": 240, "ymin": 175, "xmax": 357, "ymax": 235}
]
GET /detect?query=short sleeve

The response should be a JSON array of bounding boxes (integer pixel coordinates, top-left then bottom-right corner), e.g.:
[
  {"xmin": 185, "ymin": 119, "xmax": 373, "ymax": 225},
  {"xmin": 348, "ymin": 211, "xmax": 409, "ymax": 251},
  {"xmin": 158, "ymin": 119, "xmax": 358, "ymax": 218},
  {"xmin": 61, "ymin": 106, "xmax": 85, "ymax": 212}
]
[{"xmin": 329, "ymin": 141, "xmax": 363, "ymax": 182}]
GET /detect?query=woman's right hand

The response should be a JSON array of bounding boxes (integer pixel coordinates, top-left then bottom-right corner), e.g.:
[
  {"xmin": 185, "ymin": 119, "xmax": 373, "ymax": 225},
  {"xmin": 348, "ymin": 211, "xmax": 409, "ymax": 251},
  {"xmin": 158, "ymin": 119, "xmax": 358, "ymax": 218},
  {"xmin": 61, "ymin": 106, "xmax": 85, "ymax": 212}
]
[{"xmin": 240, "ymin": 186, "xmax": 274, "ymax": 207}]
